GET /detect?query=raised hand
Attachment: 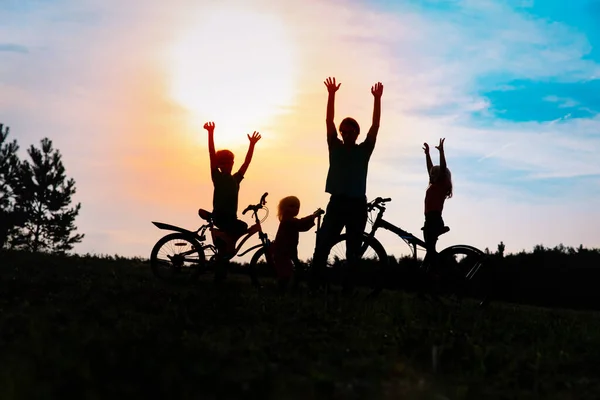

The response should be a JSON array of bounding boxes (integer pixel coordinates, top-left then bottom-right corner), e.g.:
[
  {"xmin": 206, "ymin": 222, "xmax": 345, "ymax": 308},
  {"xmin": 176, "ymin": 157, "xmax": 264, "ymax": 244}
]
[
  {"xmin": 203, "ymin": 121, "xmax": 215, "ymax": 133},
  {"xmin": 324, "ymin": 77, "xmax": 341, "ymax": 93},
  {"xmin": 435, "ymin": 138, "xmax": 445, "ymax": 151},
  {"xmin": 248, "ymin": 131, "xmax": 262, "ymax": 145},
  {"xmin": 371, "ymin": 82, "xmax": 384, "ymax": 98},
  {"xmin": 423, "ymin": 142, "xmax": 430, "ymax": 153}
]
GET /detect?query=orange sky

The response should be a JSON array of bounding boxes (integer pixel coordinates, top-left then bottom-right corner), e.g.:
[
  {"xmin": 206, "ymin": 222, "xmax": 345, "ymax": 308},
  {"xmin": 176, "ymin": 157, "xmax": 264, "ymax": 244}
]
[{"xmin": 101, "ymin": 0, "xmax": 423, "ymax": 262}]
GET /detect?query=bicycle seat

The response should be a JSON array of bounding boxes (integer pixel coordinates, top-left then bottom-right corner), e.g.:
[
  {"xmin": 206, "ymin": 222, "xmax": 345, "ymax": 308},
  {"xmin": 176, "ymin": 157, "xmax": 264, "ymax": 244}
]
[
  {"xmin": 421, "ymin": 226, "xmax": 450, "ymax": 236},
  {"xmin": 198, "ymin": 209, "xmax": 212, "ymax": 221}
]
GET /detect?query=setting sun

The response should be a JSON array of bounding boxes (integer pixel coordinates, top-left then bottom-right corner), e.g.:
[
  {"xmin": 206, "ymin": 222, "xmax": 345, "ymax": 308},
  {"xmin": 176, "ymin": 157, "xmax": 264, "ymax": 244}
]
[{"xmin": 168, "ymin": 8, "xmax": 297, "ymax": 147}]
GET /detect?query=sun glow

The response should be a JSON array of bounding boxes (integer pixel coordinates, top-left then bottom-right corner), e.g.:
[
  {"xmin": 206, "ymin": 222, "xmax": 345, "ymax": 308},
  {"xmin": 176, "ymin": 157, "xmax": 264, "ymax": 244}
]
[{"xmin": 168, "ymin": 8, "xmax": 297, "ymax": 147}]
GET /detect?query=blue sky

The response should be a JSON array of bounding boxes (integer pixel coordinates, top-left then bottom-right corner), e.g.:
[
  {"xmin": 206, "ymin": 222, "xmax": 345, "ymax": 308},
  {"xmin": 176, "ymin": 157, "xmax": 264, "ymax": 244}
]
[
  {"xmin": 1, "ymin": 0, "xmax": 600, "ymax": 259},
  {"xmin": 369, "ymin": 1, "xmax": 600, "ymax": 199}
]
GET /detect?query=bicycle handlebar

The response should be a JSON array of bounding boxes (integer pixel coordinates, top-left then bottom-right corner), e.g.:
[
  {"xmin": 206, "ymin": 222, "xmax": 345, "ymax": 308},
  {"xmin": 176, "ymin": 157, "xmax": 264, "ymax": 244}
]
[
  {"xmin": 368, "ymin": 197, "xmax": 392, "ymax": 210},
  {"xmin": 242, "ymin": 192, "xmax": 269, "ymax": 215}
]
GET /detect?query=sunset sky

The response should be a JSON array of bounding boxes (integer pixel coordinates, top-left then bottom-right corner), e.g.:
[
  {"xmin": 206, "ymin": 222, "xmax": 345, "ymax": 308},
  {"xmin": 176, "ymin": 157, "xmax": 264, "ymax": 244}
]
[{"xmin": 2, "ymin": 0, "xmax": 600, "ymax": 262}]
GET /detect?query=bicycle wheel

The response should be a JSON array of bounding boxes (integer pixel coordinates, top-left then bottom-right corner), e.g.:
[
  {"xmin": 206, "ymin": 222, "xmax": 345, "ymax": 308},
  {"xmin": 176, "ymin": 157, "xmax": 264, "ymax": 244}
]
[
  {"xmin": 248, "ymin": 245, "xmax": 275, "ymax": 288},
  {"xmin": 324, "ymin": 233, "xmax": 389, "ymax": 296},
  {"xmin": 150, "ymin": 233, "xmax": 206, "ymax": 284},
  {"xmin": 437, "ymin": 244, "xmax": 489, "ymax": 303}
]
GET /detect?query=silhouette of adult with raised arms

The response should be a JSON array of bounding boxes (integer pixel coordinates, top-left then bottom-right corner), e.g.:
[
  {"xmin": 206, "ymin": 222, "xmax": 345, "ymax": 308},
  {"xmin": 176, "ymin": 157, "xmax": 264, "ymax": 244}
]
[
  {"xmin": 422, "ymin": 138, "xmax": 453, "ymax": 269},
  {"xmin": 309, "ymin": 77, "xmax": 384, "ymax": 295},
  {"xmin": 204, "ymin": 121, "xmax": 261, "ymax": 265}
]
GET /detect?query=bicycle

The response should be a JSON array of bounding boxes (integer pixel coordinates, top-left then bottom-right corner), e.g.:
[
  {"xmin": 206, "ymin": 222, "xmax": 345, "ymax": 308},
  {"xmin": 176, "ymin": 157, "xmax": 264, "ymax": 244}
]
[
  {"xmin": 319, "ymin": 196, "xmax": 491, "ymax": 303},
  {"xmin": 149, "ymin": 192, "xmax": 273, "ymax": 285}
]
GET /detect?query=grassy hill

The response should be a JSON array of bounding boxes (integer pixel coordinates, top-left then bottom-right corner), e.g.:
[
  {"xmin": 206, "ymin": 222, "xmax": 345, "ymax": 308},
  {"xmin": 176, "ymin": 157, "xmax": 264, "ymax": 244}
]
[{"xmin": 1, "ymin": 250, "xmax": 599, "ymax": 399}]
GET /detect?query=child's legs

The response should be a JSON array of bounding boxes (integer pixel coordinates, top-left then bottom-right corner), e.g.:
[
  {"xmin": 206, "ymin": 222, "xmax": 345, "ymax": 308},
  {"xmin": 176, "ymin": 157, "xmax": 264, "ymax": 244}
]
[
  {"xmin": 343, "ymin": 198, "xmax": 368, "ymax": 289},
  {"xmin": 212, "ymin": 215, "xmax": 248, "ymax": 254},
  {"xmin": 212, "ymin": 214, "xmax": 232, "ymax": 247},
  {"xmin": 291, "ymin": 255, "xmax": 304, "ymax": 277},
  {"xmin": 274, "ymin": 255, "xmax": 294, "ymax": 281},
  {"xmin": 231, "ymin": 219, "xmax": 248, "ymax": 237},
  {"xmin": 214, "ymin": 215, "xmax": 248, "ymax": 237},
  {"xmin": 291, "ymin": 257, "xmax": 304, "ymax": 289},
  {"xmin": 274, "ymin": 254, "xmax": 295, "ymax": 293},
  {"xmin": 310, "ymin": 197, "xmax": 346, "ymax": 285},
  {"xmin": 423, "ymin": 211, "xmax": 444, "ymax": 269},
  {"xmin": 422, "ymin": 231, "xmax": 439, "ymax": 267}
]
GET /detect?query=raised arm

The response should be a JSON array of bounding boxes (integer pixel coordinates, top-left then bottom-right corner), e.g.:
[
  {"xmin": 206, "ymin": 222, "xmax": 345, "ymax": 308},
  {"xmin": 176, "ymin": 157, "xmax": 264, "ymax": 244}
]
[
  {"xmin": 435, "ymin": 138, "xmax": 447, "ymax": 173},
  {"xmin": 365, "ymin": 82, "xmax": 384, "ymax": 146},
  {"xmin": 423, "ymin": 142, "xmax": 433, "ymax": 176},
  {"xmin": 237, "ymin": 131, "xmax": 261, "ymax": 177},
  {"xmin": 204, "ymin": 122, "xmax": 216, "ymax": 171},
  {"xmin": 324, "ymin": 77, "xmax": 341, "ymax": 143}
]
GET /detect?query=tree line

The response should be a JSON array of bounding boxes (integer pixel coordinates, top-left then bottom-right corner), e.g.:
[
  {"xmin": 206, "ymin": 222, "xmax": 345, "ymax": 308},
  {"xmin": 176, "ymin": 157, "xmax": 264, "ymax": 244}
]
[
  {"xmin": 0, "ymin": 123, "xmax": 83, "ymax": 254},
  {"xmin": 241, "ymin": 240, "xmax": 600, "ymax": 310}
]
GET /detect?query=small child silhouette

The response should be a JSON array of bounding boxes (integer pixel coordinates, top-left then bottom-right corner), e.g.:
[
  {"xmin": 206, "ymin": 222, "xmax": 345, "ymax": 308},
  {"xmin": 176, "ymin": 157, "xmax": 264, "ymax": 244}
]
[
  {"xmin": 422, "ymin": 138, "xmax": 453, "ymax": 268},
  {"xmin": 272, "ymin": 196, "xmax": 321, "ymax": 292},
  {"xmin": 203, "ymin": 121, "xmax": 260, "ymax": 264}
]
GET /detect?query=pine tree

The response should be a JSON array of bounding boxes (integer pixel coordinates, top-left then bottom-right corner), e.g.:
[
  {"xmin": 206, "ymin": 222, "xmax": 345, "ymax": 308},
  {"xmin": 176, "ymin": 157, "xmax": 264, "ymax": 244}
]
[
  {"xmin": 12, "ymin": 138, "xmax": 84, "ymax": 253},
  {"xmin": 496, "ymin": 241, "xmax": 505, "ymax": 258},
  {"xmin": 0, "ymin": 123, "xmax": 24, "ymax": 249}
]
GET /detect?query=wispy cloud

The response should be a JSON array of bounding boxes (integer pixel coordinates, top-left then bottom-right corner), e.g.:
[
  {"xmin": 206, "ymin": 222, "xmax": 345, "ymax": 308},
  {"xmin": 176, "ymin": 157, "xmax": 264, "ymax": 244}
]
[
  {"xmin": 543, "ymin": 95, "xmax": 579, "ymax": 108},
  {"xmin": 2, "ymin": 0, "xmax": 600, "ymax": 258},
  {"xmin": 477, "ymin": 142, "xmax": 518, "ymax": 162},
  {"xmin": 0, "ymin": 43, "xmax": 28, "ymax": 53},
  {"xmin": 547, "ymin": 113, "xmax": 572, "ymax": 124}
]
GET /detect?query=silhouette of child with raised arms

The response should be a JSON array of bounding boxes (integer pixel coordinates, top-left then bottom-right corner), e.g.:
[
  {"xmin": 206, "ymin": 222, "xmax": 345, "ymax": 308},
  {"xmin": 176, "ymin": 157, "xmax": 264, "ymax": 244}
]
[
  {"xmin": 272, "ymin": 196, "xmax": 322, "ymax": 293},
  {"xmin": 203, "ymin": 121, "xmax": 261, "ymax": 255},
  {"xmin": 309, "ymin": 77, "xmax": 384, "ymax": 295},
  {"xmin": 422, "ymin": 138, "xmax": 453, "ymax": 267}
]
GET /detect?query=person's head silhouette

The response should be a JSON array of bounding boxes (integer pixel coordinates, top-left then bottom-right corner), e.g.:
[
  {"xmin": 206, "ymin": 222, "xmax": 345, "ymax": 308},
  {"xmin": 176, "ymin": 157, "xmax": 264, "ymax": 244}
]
[
  {"xmin": 277, "ymin": 196, "xmax": 301, "ymax": 221},
  {"xmin": 339, "ymin": 117, "xmax": 360, "ymax": 145},
  {"xmin": 214, "ymin": 150, "xmax": 234, "ymax": 175}
]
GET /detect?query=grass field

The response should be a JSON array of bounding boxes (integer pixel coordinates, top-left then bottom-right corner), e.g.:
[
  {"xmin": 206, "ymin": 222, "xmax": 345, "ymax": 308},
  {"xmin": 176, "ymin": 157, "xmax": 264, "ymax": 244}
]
[{"xmin": 1, "ymin": 251, "xmax": 600, "ymax": 399}]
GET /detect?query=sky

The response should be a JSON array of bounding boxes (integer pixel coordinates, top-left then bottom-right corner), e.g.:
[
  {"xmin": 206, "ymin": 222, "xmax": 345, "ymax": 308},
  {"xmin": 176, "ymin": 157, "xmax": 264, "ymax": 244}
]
[{"xmin": 2, "ymin": 0, "xmax": 600, "ymax": 262}]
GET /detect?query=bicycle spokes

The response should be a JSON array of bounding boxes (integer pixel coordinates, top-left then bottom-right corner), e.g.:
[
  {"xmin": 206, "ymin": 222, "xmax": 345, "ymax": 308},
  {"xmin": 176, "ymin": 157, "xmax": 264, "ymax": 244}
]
[{"xmin": 151, "ymin": 234, "xmax": 204, "ymax": 283}]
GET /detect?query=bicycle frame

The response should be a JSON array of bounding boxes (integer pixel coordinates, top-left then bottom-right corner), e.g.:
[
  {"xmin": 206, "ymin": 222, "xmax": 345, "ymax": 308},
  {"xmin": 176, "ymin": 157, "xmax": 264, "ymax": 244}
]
[
  {"xmin": 217, "ymin": 215, "xmax": 270, "ymax": 260},
  {"xmin": 151, "ymin": 192, "xmax": 272, "ymax": 264},
  {"xmin": 311, "ymin": 197, "xmax": 488, "ymax": 302},
  {"xmin": 369, "ymin": 210, "xmax": 426, "ymax": 260},
  {"xmin": 364, "ymin": 200, "xmax": 427, "ymax": 260},
  {"xmin": 363, "ymin": 198, "xmax": 485, "ymax": 277},
  {"xmin": 310, "ymin": 200, "xmax": 424, "ymax": 260}
]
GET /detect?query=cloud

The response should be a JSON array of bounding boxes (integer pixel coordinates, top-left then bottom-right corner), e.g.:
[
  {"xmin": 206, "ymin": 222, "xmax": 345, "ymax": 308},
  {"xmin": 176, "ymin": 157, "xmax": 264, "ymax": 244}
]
[
  {"xmin": 0, "ymin": 43, "xmax": 28, "ymax": 53},
  {"xmin": 3, "ymin": 0, "xmax": 600, "ymax": 260},
  {"xmin": 389, "ymin": 0, "xmax": 600, "ymax": 117},
  {"xmin": 477, "ymin": 142, "xmax": 518, "ymax": 162},
  {"xmin": 543, "ymin": 95, "xmax": 580, "ymax": 108}
]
